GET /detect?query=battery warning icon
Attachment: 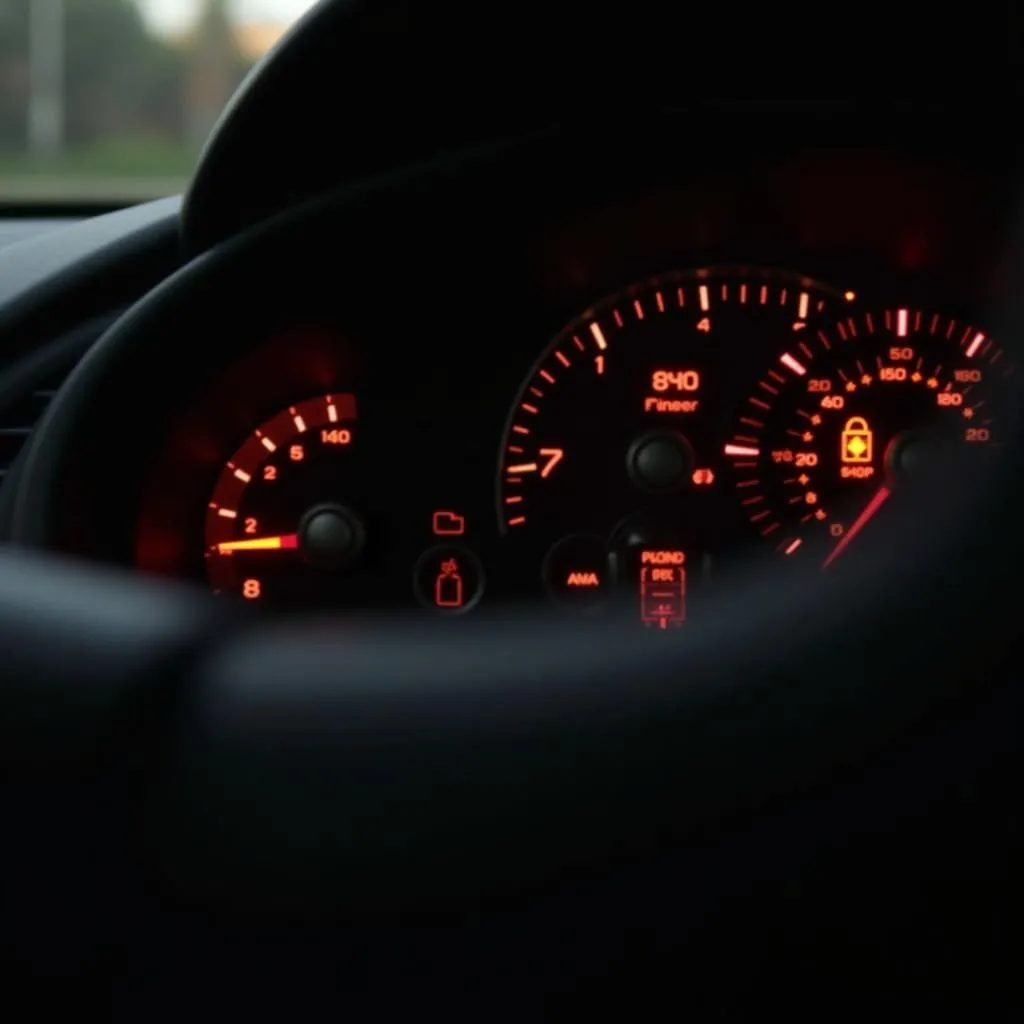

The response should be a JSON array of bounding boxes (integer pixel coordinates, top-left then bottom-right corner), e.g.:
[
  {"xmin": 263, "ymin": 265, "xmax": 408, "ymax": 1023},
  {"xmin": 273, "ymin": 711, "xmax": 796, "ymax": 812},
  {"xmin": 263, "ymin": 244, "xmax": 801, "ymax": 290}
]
[{"xmin": 639, "ymin": 549, "xmax": 686, "ymax": 630}]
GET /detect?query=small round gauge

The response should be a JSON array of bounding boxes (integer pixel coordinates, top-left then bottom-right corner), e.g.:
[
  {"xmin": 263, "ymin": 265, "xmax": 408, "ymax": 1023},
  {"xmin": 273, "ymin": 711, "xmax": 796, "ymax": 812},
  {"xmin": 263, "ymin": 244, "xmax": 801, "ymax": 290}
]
[
  {"xmin": 205, "ymin": 393, "xmax": 367, "ymax": 603},
  {"xmin": 495, "ymin": 267, "xmax": 844, "ymax": 621},
  {"xmin": 724, "ymin": 307, "xmax": 1015, "ymax": 565}
]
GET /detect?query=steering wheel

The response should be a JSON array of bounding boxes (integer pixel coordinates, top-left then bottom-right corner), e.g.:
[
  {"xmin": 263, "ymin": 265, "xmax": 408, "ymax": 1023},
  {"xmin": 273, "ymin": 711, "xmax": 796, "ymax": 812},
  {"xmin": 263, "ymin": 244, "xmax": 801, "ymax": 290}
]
[{"xmin": 3, "ymin": 1, "xmax": 1023, "ymax": 1011}]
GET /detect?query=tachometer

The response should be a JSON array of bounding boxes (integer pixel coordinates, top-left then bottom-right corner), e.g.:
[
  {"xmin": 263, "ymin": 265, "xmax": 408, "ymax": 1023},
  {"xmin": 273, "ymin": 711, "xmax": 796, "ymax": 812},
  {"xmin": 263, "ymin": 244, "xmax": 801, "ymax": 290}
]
[
  {"xmin": 205, "ymin": 393, "xmax": 366, "ymax": 603},
  {"xmin": 724, "ymin": 308, "xmax": 1015, "ymax": 565}
]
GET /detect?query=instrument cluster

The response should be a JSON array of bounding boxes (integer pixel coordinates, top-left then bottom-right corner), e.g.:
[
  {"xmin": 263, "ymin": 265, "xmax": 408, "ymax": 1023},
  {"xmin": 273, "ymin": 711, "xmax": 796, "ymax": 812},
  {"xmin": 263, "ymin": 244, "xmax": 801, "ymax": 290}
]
[{"xmin": 128, "ymin": 148, "xmax": 1018, "ymax": 626}]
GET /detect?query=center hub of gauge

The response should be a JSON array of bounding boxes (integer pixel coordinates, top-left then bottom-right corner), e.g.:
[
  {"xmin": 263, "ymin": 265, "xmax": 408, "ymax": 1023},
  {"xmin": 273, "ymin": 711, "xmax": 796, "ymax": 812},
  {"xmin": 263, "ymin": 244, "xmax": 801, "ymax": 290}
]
[
  {"xmin": 627, "ymin": 429, "xmax": 694, "ymax": 493},
  {"xmin": 298, "ymin": 503, "xmax": 365, "ymax": 568},
  {"xmin": 884, "ymin": 430, "xmax": 946, "ymax": 483}
]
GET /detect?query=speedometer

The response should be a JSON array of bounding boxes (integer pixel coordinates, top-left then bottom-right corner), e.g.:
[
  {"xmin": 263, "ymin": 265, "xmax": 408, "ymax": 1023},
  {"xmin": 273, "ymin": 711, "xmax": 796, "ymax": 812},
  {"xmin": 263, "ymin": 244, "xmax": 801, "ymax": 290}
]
[{"xmin": 723, "ymin": 307, "xmax": 1014, "ymax": 565}]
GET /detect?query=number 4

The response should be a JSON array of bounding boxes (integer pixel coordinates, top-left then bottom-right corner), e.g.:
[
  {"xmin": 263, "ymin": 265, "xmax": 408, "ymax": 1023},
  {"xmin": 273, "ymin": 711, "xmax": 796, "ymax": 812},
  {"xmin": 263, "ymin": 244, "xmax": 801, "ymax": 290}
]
[{"xmin": 539, "ymin": 448, "xmax": 564, "ymax": 478}]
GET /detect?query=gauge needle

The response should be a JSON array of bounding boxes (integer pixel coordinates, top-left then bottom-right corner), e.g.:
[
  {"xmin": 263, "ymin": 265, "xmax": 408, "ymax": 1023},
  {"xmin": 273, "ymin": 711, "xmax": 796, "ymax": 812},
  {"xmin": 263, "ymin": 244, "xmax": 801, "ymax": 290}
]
[
  {"xmin": 217, "ymin": 534, "xmax": 299, "ymax": 554},
  {"xmin": 822, "ymin": 485, "xmax": 892, "ymax": 569}
]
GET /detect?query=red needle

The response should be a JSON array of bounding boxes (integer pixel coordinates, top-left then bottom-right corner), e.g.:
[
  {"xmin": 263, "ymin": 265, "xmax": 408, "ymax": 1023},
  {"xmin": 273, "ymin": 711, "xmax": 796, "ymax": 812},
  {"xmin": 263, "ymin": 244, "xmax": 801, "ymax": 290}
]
[
  {"xmin": 216, "ymin": 534, "xmax": 299, "ymax": 554},
  {"xmin": 821, "ymin": 485, "xmax": 892, "ymax": 568}
]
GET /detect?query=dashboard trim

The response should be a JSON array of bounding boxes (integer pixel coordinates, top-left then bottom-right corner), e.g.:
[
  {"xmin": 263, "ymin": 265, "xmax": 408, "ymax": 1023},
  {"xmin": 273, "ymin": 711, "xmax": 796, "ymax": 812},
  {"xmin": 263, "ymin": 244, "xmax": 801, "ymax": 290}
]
[{"xmin": 0, "ymin": 197, "xmax": 182, "ymax": 362}]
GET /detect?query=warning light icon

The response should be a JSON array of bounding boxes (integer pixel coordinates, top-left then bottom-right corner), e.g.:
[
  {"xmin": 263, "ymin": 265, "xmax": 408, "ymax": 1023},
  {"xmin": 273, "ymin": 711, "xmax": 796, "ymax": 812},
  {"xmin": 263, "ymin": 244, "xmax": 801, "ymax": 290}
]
[
  {"xmin": 841, "ymin": 416, "xmax": 873, "ymax": 463},
  {"xmin": 414, "ymin": 545, "xmax": 484, "ymax": 613},
  {"xmin": 639, "ymin": 549, "xmax": 686, "ymax": 630},
  {"xmin": 432, "ymin": 510, "xmax": 466, "ymax": 536},
  {"xmin": 434, "ymin": 558, "xmax": 464, "ymax": 607}
]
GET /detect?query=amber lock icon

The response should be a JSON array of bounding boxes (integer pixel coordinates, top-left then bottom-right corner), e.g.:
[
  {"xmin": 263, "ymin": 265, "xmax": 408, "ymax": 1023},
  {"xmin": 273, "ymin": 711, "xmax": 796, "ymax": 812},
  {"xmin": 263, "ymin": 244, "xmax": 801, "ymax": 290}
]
[{"xmin": 841, "ymin": 416, "xmax": 873, "ymax": 463}]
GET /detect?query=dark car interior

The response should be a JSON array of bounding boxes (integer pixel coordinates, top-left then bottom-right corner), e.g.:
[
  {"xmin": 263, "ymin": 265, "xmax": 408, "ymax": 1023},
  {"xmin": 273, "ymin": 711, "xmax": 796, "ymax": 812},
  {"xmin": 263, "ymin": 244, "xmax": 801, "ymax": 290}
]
[{"xmin": 2, "ymin": 1, "xmax": 1023, "ymax": 1016}]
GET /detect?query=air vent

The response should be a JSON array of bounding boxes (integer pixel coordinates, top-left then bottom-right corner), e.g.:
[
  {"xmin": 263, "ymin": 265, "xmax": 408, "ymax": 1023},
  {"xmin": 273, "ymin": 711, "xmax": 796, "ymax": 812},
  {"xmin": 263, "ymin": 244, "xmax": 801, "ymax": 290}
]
[
  {"xmin": 0, "ymin": 312, "xmax": 118, "ymax": 490},
  {"xmin": 0, "ymin": 372, "xmax": 66, "ymax": 484}
]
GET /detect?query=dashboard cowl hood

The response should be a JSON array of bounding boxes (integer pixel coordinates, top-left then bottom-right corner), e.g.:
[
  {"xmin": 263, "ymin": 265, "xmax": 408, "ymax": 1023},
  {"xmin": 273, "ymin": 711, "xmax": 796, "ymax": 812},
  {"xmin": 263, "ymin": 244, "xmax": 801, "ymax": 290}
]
[{"xmin": 180, "ymin": 0, "xmax": 1024, "ymax": 256}]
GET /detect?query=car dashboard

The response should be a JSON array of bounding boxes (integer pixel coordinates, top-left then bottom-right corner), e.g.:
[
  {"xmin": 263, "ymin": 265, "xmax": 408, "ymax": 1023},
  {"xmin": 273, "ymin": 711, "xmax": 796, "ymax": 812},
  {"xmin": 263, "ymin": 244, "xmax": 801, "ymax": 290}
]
[
  {"xmin": 2, "ymin": 3, "xmax": 1024, "ymax": 1012},
  {"xmin": 0, "ymin": 135, "xmax": 1018, "ymax": 632}
]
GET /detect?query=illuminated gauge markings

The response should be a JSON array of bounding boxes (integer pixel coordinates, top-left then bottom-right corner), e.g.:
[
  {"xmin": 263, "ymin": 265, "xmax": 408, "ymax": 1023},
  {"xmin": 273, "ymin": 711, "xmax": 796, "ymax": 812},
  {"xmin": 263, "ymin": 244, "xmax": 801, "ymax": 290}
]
[
  {"xmin": 726, "ymin": 308, "xmax": 1014, "ymax": 562},
  {"xmin": 205, "ymin": 393, "xmax": 362, "ymax": 602},
  {"xmin": 496, "ymin": 269, "xmax": 843, "ymax": 610}
]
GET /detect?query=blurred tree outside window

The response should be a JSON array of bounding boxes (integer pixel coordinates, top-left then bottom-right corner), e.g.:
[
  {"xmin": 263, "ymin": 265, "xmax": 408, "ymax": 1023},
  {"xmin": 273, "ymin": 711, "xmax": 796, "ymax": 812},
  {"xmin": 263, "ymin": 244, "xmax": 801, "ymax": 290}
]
[{"xmin": 0, "ymin": 0, "xmax": 312, "ymax": 203}]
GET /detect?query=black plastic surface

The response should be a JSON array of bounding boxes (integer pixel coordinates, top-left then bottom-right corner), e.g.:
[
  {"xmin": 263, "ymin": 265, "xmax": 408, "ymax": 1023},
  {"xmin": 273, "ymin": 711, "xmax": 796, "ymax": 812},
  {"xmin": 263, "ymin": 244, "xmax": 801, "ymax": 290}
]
[
  {"xmin": 10, "ymin": 145, "xmax": 1024, "ymax": 911},
  {"xmin": 182, "ymin": 1, "xmax": 1024, "ymax": 252},
  {"xmin": 0, "ymin": 550, "xmax": 222, "ymax": 770},
  {"xmin": 2, "ymin": 2, "xmax": 1023, "ymax": 1012},
  {"xmin": 0, "ymin": 197, "xmax": 181, "ymax": 364},
  {"xmin": 0, "ymin": 311, "xmax": 122, "ymax": 534},
  {"xmin": 0, "ymin": 218, "xmax": 79, "ymax": 251}
]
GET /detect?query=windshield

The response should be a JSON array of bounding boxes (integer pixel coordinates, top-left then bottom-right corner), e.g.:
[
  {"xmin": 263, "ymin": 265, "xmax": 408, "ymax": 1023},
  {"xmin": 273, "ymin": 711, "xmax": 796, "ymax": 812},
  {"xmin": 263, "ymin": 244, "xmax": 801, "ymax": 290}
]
[{"xmin": 0, "ymin": 0, "xmax": 319, "ymax": 205}]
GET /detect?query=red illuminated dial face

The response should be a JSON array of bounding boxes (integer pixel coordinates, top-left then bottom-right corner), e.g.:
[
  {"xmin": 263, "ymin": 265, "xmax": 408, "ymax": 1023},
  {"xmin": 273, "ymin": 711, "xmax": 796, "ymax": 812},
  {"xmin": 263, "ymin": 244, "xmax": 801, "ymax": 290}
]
[
  {"xmin": 205, "ymin": 393, "xmax": 364, "ymax": 603},
  {"xmin": 496, "ymin": 268, "xmax": 1016, "ymax": 621},
  {"xmin": 724, "ymin": 307, "xmax": 1015, "ymax": 565},
  {"xmin": 498, "ymin": 269, "xmax": 841, "ymax": 532},
  {"xmin": 495, "ymin": 268, "xmax": 845, "ymax": 622}
]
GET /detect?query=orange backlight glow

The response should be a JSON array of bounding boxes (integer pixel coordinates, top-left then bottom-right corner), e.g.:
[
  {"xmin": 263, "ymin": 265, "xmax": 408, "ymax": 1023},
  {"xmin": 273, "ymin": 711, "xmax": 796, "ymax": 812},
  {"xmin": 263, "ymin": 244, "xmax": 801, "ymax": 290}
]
[
  {"xmin": 640, "ymin": 549, "xmax": 685, "ymax": 565},
  {"xmin": 651, "ymin": 369, "xmax": 701, "ymax": 392},
  {"xmin": 639, "ymin": 549, "xmax": 686, "ymax": 629},
  {"xmin": 217, "ymin": 534, "xmax": 298, "ymax": 554}
]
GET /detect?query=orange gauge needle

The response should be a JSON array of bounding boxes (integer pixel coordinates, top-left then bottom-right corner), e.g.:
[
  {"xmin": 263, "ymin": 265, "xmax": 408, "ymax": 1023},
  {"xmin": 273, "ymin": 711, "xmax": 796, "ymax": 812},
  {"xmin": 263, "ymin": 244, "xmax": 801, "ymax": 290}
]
[
  {"xmin": 217, "ymin": 534, "xmax": 299, "ymax": 554},
  {"xmin": 822, "ymin": 485, "xmax": 891, "ymax": 569}
]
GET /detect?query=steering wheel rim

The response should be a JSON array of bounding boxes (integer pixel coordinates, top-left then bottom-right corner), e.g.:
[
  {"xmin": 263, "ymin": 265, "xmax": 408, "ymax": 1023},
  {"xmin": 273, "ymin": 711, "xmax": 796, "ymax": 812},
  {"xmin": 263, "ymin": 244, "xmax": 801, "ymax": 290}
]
[{"xmin": 5, "ymin": 136, "xmax": 1024, "ymax": 915}]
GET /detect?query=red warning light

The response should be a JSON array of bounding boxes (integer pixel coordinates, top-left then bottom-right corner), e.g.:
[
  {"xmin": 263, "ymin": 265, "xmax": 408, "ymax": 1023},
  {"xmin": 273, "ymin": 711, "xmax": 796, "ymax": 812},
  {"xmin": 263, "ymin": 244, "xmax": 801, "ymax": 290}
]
[
  {"xmin": 432, "ymin": 510, "xmax": 466, "ymax": 536},
  {"xmin": 434, "ymin": 558, "xmax": 464, "ymax": 607},
  {"xmin": 640, "ymin": 549, "xmax": 685, "ymax": 565},
  {"xmin": 639, "ymin": 549, "xmax": 685, "ymax": 629},
  {"xmin": 692, "ymin": 468, "xmax": 715, "ymax": 486},
  {"xmin": 415, "ymin": 545, "xmax": 483, "ymax": 613}
]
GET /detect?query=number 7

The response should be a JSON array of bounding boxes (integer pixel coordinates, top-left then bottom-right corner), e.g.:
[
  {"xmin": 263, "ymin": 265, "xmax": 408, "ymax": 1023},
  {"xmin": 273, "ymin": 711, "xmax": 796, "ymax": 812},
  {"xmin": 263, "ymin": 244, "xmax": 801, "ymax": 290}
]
[{"xmin": 539, "ymin": 448, "xmax": 564, "ymax": 478}]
